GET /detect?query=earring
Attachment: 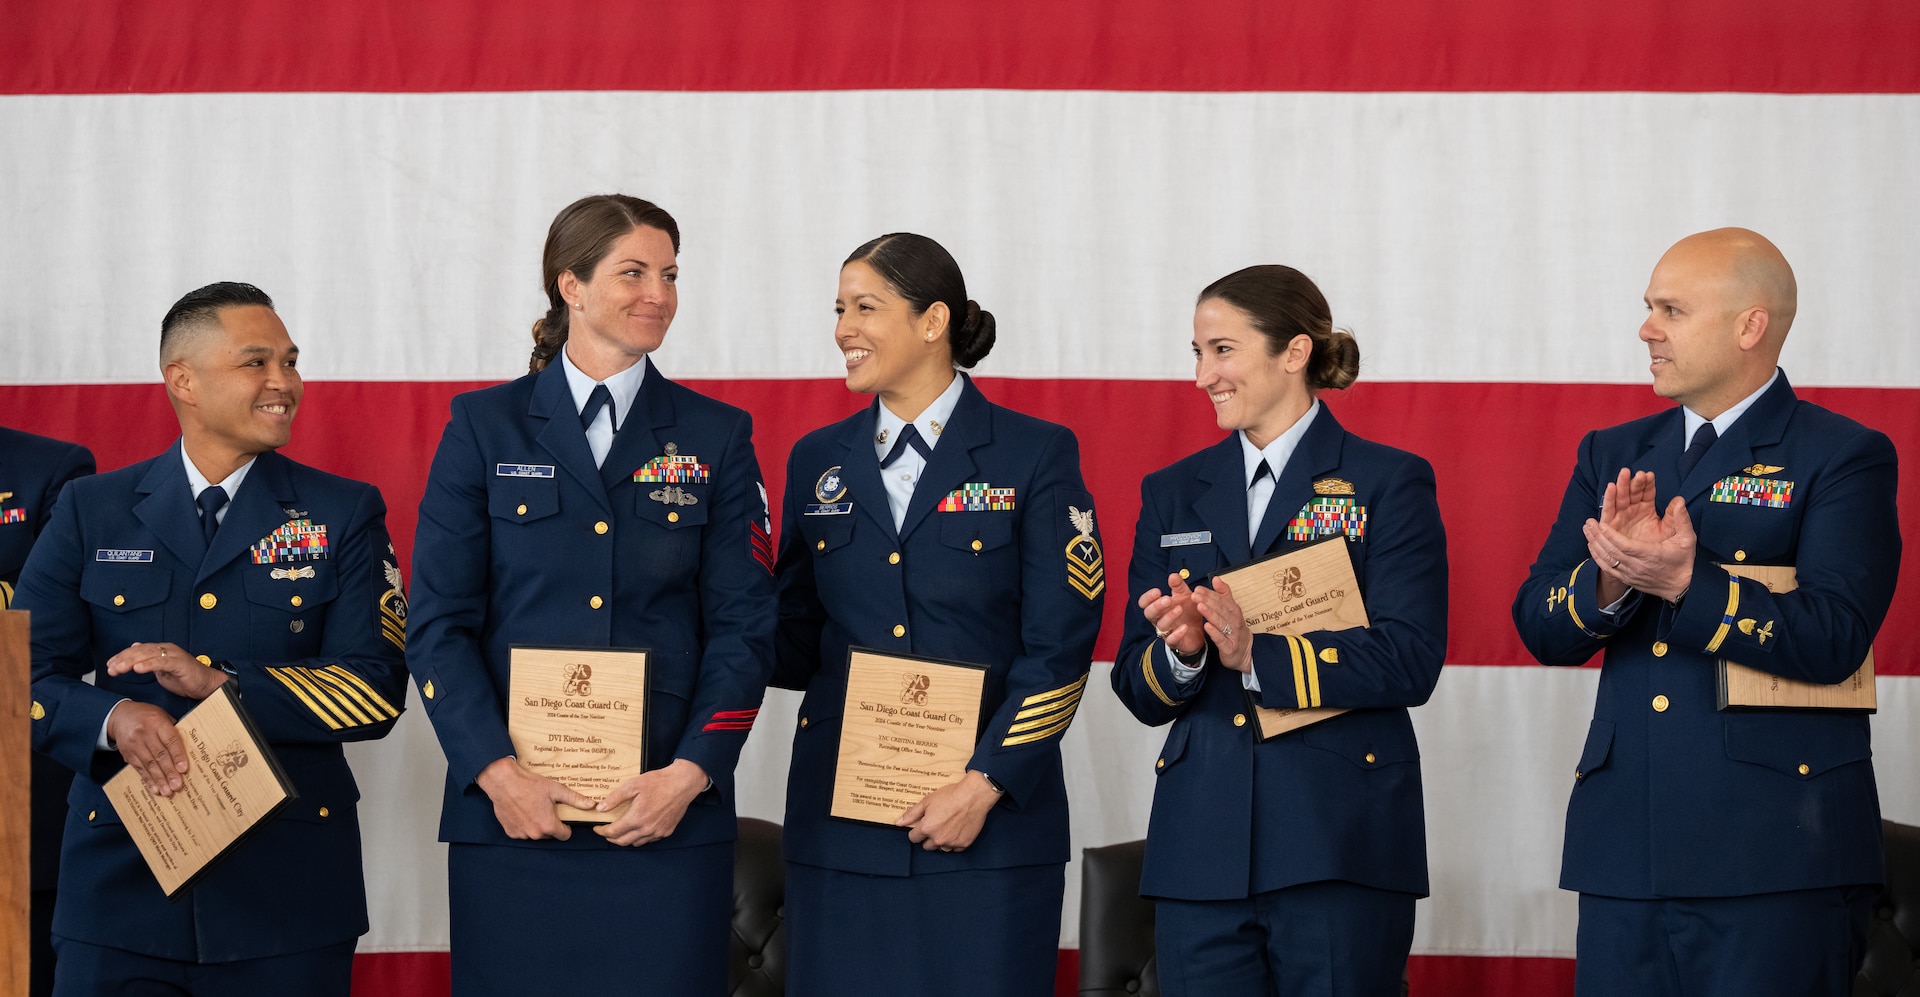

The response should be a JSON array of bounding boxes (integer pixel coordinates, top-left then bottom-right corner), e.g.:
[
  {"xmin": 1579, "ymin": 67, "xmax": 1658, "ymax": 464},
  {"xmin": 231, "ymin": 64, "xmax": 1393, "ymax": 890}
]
[{"xmin": 572, "ymin": 302, "xmax": 582, "ymax": 310}]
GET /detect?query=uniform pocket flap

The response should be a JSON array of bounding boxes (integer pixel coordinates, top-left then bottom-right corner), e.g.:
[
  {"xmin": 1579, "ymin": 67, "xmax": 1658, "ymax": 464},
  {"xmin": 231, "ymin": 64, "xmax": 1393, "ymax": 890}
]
[
  {"xmin": 634, "ymin": 485, "xmax": 709, "ymax": 529},
  {"xmin": 1576, "ymin": 720, "xmax": 1615, "ymax": 778},
  {"xmin": 1155, "ymin": 721, "xmax": 1191, "ymax": 774},
  {"xmin": 242, "ymin": 564, "xmax": 340, "ymax": 610},
  {"xmin": 489, "ymin": 480, "xmax": 560, "ymax": 523},
  {"xmin": 1302, "ymin": 719, "xmax": 1421, "ymax": 769},
  {"xmin": 1724, "ymin": 714, "xmax": 1870, "ymax": 777},
  {"xmin": 80, "ymin": 566, "xmax": 170, "ymax": 612},
  {"xmin": 940, "ymin": 513, "xmax": 1014, "ymax": 553},
  {"xmin": 806, "ymin": 516, "xmax": 856, "ymax": 555}
]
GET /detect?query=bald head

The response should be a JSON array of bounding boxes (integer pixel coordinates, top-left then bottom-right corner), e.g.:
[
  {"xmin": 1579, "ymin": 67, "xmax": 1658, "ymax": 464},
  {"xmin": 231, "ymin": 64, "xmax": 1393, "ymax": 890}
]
[{"xmin": 1639, "ymin": 228, "xmax": 1796, "ymax": 418}]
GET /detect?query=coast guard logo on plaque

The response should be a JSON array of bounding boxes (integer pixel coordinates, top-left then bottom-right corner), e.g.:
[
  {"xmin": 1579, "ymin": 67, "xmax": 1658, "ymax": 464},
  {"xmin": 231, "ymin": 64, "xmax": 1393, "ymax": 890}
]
[
  {"xmin": 900, "ymin": 673, "xmax": 930, "ymax": 706},
  {"xmin": 1065, "ymin": 506, "xmax": 1105, "ymax": 600},
  {"xmin": 563, "ymin": 663, "xmax": 593, "ymax": 697},
  {"xmin": 217, "ymin": 741, "xmax": 249, "ymax": 778},
  {"xmin": 1276, "ymin": 565, "xmax": 1305, "ymax": 601},
  {"xmin": 816, "ymin": 466, "xmax": 847, "ymax": 503}
]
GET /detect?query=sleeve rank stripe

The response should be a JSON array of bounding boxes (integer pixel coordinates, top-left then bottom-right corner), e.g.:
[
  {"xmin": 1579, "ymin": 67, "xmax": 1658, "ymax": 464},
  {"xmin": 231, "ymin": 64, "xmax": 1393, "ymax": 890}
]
[
  {"xmin": 1009, "ymin": 694, "xmax": 1083, "ymax": 732},
  {"xmin": 1013, "ymin": 692, "xmax": 1083, "ymax": 724},
  {"xmin": 265, "ymin": 668, "xmax": 345, "ymax": 730},
  {"xmin": 1706, "ymin": 574, "xmax": 1741, "ymax": 654},
  {"xmin": 318, "ymin": 663, "xmax": 400, "ymax": 716},
  {"xmin": 306, "ymin": 667, "xmax": 395, "ymax": 721},
  {"xmin": 299, "ymin": 668, "xmax": 378, "ymax": 724},
  {"xmin": 1565, "ymin": 561, "xmax": 1594, "ymax": 635},
  {"xmin": 273, "ymin": 667, "xmax": 358, "ymax": 727},
  {"xmin": 1302, "ymin": 635, "xmax": 1323, "ymax": 708},
  {"xmin": 1142, "ymin": 646, "xmax": 1184, "ymax": 707},
  {"xmin": 1001, "ymin": 710, "xmax": 1077, "ymax": 746},
  {"xmin": 1288, "ymin": 635, "xmax": 1310, "ymax": 709},
  {"xmin": 1020, "ymin": 673, "xmax": 1089, "ymax": 710},
  {"xmin": 287, "ymin": 667, "xmax": 374, "ymax": 726}
]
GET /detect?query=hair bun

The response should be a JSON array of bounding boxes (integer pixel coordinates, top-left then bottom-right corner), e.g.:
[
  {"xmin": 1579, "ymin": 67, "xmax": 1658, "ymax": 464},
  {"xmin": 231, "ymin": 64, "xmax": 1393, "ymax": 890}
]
[
  {"xmin": 953, "ymin": 300, "xmax": 996, "ymax": 369},
  {"xmin": 1312, "ymin": 328, "xmax": 1361, "ymax": 390}
]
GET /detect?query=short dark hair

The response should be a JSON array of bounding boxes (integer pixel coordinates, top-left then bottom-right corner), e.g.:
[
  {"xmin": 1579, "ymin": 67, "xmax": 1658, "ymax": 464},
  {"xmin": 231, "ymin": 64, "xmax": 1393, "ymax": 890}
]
[
  {"xmin": 844, "ymin": 233, "xmax": 996, "ymax": 369},
  {"xmin": 529, "ymin": 194, "xmax": 681, "ymax": 373},
  {"xmin": 1198, "ymin": 265, "xmax": 1360, "ymax": 391},
  {"xmin": 160, "ymin": 282, "xmax": 275, "ymax": 359}
]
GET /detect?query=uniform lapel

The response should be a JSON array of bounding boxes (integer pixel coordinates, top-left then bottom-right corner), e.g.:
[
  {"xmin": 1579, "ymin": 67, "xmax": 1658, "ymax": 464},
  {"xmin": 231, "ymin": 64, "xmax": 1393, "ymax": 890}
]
[
  {"xmin": 1252, "ymin": 406, "xmax": 1345, "ymax": 558},
  {"xmin": 1680, "ymin": 373, "xmax": 1796, "ymax": 506},
  {"xmin": 1192, "ymin": 436, "xmax": 1250, "ymax": 567},
  {"xmin": 601, "ymin": 358, "xmax": 669, "ymax": 494},
  {"xmin": 836, "ymin": 405, "xmax": 898, "ymax": 544},
  {"xmin": 132, "ymin": 441, "xmax": 204, "ymax": 568},
  {"xmin": 898, "ymin": 378, "xmax": 989, "ymax": 541},
  {"xmin": 200, "ymin": 451, "xmax": 297, "ymax": 584},
  {"xmin": 529, "ymin": 361, "xmax": 612, "ymax": 514}
]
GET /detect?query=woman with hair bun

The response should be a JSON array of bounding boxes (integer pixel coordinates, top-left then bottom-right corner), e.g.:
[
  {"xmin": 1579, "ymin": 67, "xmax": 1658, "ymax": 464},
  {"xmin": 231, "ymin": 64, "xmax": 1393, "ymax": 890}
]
[
  {"xmin": 1111, "ymin": 265, "xmax": 1447, "ymax": 995},
  {"xmin": 772, "ymin": 233, "xmax": 1106, "ymax": 995},
  {"xmin": 409, "ymin": 194, "xmax": 774, "ymax": 994}
]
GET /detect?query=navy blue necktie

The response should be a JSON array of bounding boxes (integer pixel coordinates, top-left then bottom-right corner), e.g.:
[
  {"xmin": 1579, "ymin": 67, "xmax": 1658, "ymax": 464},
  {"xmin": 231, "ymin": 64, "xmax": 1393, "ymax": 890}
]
[
  {"xmin": 1677, "ymin": 422, "xmax": 1718, "ymax": 480},
  {"xmin": 197, "ymin": 485, "xmax": 229, "ymax": 546},
  {"xmin": 579, "ymin": 384, "xmax": 615, "ymax": 430},
  {"xmin": 880, "ymin": 424, "xmax": 935, "ymax": 468}
]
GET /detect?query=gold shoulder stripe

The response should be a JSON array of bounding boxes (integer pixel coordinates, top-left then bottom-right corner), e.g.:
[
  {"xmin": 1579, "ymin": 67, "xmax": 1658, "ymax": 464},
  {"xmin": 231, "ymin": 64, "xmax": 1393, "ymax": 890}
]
[
  {"xmin": 319, "ymin": 664, "xmax": 400, "ymax": 716},
  {"xmin": 1142, "ymin": 646, "xmax": 1183, "ymax": 707},
  {"xmin": 1020, "ymin": 674, "xmax": 1089, "ymax": 711},
  {"xmin": 265, "ymin": 668, "xmax": 345, "ymax": 730},
  {"xmin": 1002, "ymin": 709, "xmax": 1077, "ymax": 747}
]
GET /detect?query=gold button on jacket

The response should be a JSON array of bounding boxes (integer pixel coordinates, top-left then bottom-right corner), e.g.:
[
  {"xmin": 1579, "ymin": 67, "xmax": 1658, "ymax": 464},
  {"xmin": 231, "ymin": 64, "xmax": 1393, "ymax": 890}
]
[
  {"xmin": 1652, "ymin": 695, "xmax": 1670, "ymax": 712},
  {"xmin": 199, "ymin": 592, "xmax": 217, "ymax": 610}
]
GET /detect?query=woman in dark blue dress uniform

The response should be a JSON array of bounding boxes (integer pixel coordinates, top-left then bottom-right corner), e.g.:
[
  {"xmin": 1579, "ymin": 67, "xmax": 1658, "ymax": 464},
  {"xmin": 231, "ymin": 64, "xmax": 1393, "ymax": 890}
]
[
  {"xmin": 409, "ymin": 195, "xmax": 775, "ymax": 995},
  {"xmin": 772, "ymin": 233, "xmax": 1106, "ymax": 996},
  {"xmin": 1111, "ymin": 265, "xmax": 1447, "ymax": 997}
]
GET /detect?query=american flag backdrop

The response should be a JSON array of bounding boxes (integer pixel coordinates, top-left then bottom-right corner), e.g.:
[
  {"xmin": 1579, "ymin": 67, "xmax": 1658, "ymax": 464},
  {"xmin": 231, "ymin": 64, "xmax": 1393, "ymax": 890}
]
[{"xmin": 4, "ymin": 2, "xmax": 1918, "ymax": 994}]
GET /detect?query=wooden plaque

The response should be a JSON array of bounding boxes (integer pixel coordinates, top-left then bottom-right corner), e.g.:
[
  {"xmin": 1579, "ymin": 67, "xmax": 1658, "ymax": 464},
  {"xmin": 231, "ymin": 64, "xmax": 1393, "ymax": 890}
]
[
  {"xmin": 3, "ymin": 612, "xmax": 30, "ymax": 997},
  {"xmin": 103, "ymin": 682, "xmax": 296, "ymax": 899},
  {"xmin": 507, "ymin": 646, "xmax": 648, "ymax": 823},
  {"xmin": 1213, "ymin": 538, "xmax": 1371, "ymax": 740},
  {"xmin": 830, "ymin": 648, "xmax": 988, "ymax": 827},
  {"xmin": 1717, "ymin": 564, "xmax": 1876, "ymax": 711}
]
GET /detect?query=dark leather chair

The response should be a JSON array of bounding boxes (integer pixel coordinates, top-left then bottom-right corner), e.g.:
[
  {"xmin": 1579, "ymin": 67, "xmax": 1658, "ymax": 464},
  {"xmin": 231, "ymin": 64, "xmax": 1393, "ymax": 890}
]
[
  {"xmin": 731, "ymin": 817, "xmax": 788, "ymax": 997},
  {"xmin": 1858, "ymin": 820, "xmax": 1920, "ymax": 996},
  {"xmin": 1078, "ymin": 839, "xmax": 1410, "ymax": 996}
]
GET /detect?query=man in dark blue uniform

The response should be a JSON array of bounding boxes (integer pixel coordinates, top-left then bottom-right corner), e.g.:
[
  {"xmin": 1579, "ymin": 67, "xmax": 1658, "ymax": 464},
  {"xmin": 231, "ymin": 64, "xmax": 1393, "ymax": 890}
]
[
  {"xmin": 16, "ymin": 282, "xmax": 409, "ymax": 997},
  {"xmin": 1514, "ymin": 229, "xmax": 1899, "ymax": 996},
  {"xmin": 0, "ymin": 425, "xmax": 95, "ymax": 997}
]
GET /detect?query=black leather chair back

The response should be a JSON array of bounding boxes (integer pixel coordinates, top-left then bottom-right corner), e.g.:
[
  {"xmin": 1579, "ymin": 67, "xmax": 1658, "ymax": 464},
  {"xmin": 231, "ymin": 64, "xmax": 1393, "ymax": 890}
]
[
  {"xmin": 731, "ymin": 817, "xmax": 787, "ymax": 997},
  {"xmin": 1079, "ymin": 839, "xmax": 1160, "ymax": 996},
  {"xmin": 1858, "ymin": 820, "xmax": 1920, "ymax": 996}
]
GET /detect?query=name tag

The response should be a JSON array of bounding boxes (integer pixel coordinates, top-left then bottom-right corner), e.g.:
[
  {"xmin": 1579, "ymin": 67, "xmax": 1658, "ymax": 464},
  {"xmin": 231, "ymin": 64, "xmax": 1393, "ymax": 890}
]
[
  {"xmin": 804, "ymin": 502, "xmax": 853, "ymax": 516},
  {"xmin": 1160, "ymin": 531, "xmax": 1212, "ymax": 547},
  {"xmin": 96, "ymin": 549, "xmax": 155, "ymax": 562},
  {"xmin": 496, "ymin": 463, "xmax": 556, "ymax": 478}
]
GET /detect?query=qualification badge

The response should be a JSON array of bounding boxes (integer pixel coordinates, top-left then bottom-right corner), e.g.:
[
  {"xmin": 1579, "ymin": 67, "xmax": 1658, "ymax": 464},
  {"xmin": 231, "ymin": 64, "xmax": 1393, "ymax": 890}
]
[
  {"xmin": 1065, "ymin": 506, "xmax": 1105, "ymax": 600},
  {"xmin": 816, "ymin": 466, "xmax": 848, "ymax": 503}
]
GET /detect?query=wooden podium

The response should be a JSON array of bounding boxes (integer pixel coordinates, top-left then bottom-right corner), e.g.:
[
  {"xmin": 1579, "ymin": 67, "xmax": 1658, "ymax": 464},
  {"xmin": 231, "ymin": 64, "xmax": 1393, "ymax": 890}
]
[{"xmin": 3, "ymin": 610, "xmax": 30, "ymax": 997}]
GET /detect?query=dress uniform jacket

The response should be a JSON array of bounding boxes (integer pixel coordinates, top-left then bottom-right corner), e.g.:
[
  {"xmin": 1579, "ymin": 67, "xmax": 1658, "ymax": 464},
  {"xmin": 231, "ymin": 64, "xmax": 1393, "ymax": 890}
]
[
  {"xmin": 1513, "ymin": 371, "xmax": 1898, "ymax": 899},
  {"xmin": 0, "ymin": 425, "xmax": 95, "ymax": 899},
  {"xmin": 18, "ymin": 442, "xmax": 409, "ymax": 963},
  {"xmin": 410, "ymin": 358, "xmax": 774, "ymax": 849},
  {"xmin": 1111, "ymin": 408, "xmax": 1446, "ymax": 902},
  {"xmin": 773, "ymin": 376, "xmax": 1106, "ymax": 876}
]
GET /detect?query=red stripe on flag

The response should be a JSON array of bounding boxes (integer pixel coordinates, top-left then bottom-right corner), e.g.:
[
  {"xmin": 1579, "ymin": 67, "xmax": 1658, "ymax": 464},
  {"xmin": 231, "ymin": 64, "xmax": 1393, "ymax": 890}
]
[
  {"xmin": 3, "ymin": 378, "xmax": 1914, "ymax": 674},
  {"xmin": 4, "ymin": 0, "xmax": 1917, "ymax": 95}
]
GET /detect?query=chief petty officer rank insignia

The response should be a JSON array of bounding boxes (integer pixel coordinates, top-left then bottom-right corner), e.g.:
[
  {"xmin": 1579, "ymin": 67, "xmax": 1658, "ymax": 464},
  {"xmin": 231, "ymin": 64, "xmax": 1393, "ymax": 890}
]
[
  {"xmin": 1065, "ymin": 506, "xmax": 1104, "ymax": 601},
  {"xmin": 252, "ymin": 518, "xmax": 330, "ymax": 563}
]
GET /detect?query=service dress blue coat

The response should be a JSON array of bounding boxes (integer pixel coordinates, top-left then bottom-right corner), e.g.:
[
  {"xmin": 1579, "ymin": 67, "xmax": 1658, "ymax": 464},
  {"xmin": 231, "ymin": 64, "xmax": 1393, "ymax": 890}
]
[
  {"xmin": 1112, "ymin": 408, "xmax": 1446, "ymax": 902},
  {"xmin": 19, "ymin": 443, "xmax": 409, "ymax": 963},
  {"xmin": 773, "ymin": 376, "xmax": 1106, "ymax": 876},
  {"xmin": 1513, "ymin": 372, "xmax": 1898, "ymax": 899},
  {"xmin": 409, "ymin": 357, "xmax": 775, "ymax": 850}
]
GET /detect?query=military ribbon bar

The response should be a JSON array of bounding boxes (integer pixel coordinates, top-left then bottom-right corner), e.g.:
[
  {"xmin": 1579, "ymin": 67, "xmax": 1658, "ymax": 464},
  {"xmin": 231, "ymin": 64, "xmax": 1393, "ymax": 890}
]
[
  {"xmin": 1285, "ymin": 498, "xmax": 1367, "ymax": 542},
  {"xmin": 633, "ymin": 454, "xmax": 711, "ymax": 484},
  {"xmin": 936, "ymin": 483, "xmax": 1016, "ymax": 512},
  {"xmin": 251, "ymin": 520, "xmax": 330, "ymax": 564},
  {"xmin": 1710, "ymin": 475, "xmax": 1794, "ymax": 508}
]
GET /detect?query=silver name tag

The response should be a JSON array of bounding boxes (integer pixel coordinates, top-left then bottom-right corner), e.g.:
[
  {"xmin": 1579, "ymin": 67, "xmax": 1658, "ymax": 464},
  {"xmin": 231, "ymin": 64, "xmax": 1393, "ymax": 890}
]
[
  {"xmin": 496, "ymin": 463, "xmax": 555, "ymax": 478},
  {"xmin": 96, "ymin": 549, "xmax": 155, "ymax": 562},
  {"xmin": 1160, "ymin": 531, "xmax": 1212, "ymax": 547},
  {"xmin": 804, "ymin": 502, "xmax": 853, "ymax": 516}
]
